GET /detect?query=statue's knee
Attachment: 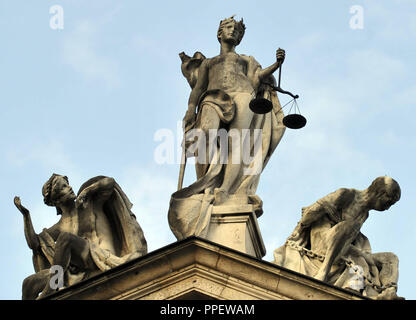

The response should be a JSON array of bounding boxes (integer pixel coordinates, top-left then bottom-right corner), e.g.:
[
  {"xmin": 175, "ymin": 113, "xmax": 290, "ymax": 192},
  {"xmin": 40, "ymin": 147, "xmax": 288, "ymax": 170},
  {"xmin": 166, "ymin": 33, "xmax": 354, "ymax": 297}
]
[
  {"xmin": 22, "ymin": 275, "xmax": 38, "ymax": 300},
  {"xmin": 379, "ymin": 252, "xmax": 399, "ymax": 265},
  {"xmin": 22, "ymin": 276, "xmax": 32, "ymax": 291},
  {"xmin": 390, "ymin": 253, "xmax": 399, "ymax": 264}
]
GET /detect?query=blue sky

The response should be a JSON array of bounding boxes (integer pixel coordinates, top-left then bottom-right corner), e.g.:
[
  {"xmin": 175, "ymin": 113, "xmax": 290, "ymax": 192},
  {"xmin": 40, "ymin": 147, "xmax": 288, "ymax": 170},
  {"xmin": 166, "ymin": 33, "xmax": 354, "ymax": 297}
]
[{"xmin": 0, "ymin": 0, "xmax": 414, "ymax": 299}]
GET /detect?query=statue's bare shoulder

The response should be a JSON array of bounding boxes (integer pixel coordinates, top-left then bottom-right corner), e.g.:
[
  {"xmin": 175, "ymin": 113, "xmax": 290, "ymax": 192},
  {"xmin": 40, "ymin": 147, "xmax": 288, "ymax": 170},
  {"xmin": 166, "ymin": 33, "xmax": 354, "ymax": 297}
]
[{"xmin": 333, "ymin": 188, "xmax": 357, "ymax": 207}]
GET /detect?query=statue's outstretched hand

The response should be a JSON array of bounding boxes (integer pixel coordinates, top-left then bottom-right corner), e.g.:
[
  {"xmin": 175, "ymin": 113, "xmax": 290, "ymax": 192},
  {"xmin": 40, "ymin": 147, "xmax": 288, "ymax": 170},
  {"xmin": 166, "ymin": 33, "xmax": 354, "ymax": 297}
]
[
  {"xmin": 276, "ymin": 48, "xmax": 285, "ymax": 64},
  {"xmin": 14, "ymin": 196, "xmax": 29, "ymax": 216}
]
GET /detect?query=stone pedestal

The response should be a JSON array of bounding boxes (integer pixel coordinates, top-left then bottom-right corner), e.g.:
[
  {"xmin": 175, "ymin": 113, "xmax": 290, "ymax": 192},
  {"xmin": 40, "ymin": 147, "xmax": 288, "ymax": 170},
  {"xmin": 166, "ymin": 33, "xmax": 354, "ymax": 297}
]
[{"xmin": 206, "ymin": 203, "xmax": 266, "ymax": 259}]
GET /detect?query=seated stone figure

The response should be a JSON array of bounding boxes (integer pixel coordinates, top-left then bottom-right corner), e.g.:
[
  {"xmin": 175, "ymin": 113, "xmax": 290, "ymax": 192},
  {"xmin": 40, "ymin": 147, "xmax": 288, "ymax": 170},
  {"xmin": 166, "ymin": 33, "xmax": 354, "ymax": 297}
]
[
  {"xmin": 14, "ymin": 174, "xmax": 147, "ymax": 299},
  {"xmin": 273, "ymin": 176, "xmax": 402, "ymax": 299}
]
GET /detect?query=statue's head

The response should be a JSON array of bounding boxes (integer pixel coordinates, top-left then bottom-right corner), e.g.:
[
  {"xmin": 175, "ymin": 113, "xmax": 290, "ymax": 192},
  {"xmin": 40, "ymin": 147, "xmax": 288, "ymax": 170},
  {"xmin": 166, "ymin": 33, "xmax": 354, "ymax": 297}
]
[
  {"xmin": 42, "ymin": 173, "xmax": 76, "ymax": 214},
  {"xmin": 367, "ymin": 176, "xmax": 401, "ymax": 211},
  {"xmin": 217, "ymin": 15, "xmax": 246, "ymax": 46}
]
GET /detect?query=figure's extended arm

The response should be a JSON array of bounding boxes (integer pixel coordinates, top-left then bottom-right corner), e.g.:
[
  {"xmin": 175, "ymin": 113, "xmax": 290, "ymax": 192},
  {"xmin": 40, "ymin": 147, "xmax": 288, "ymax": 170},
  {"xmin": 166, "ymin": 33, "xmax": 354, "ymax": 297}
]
[
  {"xmin": 183, "ymin": 59, "xmax": 209, "ymax": 130},
  {"xmin": 14, "ymin": 197, "xmax": 40, "ymax": 251},
  {"xmin": 257, "ymin": 49, "xmax": 285, "ymax": 82}
]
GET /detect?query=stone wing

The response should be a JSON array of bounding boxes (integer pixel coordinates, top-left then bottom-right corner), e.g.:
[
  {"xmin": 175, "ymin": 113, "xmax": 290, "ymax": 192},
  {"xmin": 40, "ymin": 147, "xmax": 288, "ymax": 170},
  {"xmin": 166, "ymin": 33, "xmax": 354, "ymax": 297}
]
[{"xmin": 179, "ymin": 51, "xmax": 206, "ymax": 89}]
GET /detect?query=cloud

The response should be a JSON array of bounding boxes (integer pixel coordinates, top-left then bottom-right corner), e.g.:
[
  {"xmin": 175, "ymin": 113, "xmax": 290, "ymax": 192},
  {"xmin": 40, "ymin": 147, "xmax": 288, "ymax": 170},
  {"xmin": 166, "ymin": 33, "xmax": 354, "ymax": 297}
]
[{"xmin": 61, "ymin": 20, "xmax": 120, "ymax": 88}]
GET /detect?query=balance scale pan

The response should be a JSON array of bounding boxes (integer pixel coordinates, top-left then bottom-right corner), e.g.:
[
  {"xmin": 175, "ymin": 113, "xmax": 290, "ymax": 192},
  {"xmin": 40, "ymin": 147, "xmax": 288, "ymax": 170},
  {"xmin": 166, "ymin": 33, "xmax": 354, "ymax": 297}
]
[
  {"xmin": 283, "ymin": 114, "xmax": 307, "ymax": 129},
  {"xmin": 249, "ymin": 98, "xmax": 273, "ymax": 114}
]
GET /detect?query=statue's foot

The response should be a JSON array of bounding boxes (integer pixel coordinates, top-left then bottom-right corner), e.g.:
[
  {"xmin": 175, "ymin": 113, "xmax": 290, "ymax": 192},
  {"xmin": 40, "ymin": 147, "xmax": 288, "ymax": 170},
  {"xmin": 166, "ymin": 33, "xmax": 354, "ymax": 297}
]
[
  {"xmin": 375, "ymin": 287, "xmax": 404, "ymax": 300},
  {"xmin": 214, "ymin": 188, "xmax": 229, "ymax": 205}
]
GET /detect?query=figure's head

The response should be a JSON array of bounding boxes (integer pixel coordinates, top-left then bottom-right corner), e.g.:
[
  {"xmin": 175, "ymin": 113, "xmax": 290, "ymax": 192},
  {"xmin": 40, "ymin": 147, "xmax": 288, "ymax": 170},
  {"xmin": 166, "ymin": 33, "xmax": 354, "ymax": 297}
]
[
  {"xmin": 367, "ymin": 176, "xmax": 401, "ymax": 211},
  {"xmin": 42, "ymin": 174, "xmax": 76, "ymax": 214},
  {"xmin": 217, "ymin": 15, "xmax": 246, "ymax": 46}
]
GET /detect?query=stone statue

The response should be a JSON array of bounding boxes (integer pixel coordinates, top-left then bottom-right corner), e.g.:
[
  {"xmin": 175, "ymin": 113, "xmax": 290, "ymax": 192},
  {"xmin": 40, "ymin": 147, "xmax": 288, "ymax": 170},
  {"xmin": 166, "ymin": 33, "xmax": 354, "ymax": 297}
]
[
  {"xmin": 169, "ymin": 16, "xmax": 286, "ymax": 240},
  {"xmin": 273, "ymin": 176, "xmax": 403, "ymax": 299},
  {"xmin": 15, "ymin": 174, "xmax": 147, "ymax": 299}
]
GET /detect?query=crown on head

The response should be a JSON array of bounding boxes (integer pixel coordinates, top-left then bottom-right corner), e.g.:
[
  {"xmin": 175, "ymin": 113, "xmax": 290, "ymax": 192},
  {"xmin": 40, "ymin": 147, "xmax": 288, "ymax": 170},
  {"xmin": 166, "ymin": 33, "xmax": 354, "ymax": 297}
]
[{"xmin": 217, "ymin": 15, "xmax": 246, "ymax": 45}]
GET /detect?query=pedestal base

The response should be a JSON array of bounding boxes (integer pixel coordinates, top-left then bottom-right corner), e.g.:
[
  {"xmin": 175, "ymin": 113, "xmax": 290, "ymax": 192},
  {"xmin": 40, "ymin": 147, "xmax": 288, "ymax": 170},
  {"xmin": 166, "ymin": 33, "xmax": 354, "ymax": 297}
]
[{"xmin": 205, "ymin": 202, "xmax": 266, "ymax": 259}]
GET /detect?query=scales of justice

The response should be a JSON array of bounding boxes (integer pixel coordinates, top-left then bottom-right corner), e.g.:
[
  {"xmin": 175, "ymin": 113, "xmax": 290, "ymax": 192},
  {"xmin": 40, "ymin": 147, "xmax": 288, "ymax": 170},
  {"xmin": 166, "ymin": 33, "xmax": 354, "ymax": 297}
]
[{"xmin": 248, "ymin": 56, "xmax": 306, "ymax": 130}]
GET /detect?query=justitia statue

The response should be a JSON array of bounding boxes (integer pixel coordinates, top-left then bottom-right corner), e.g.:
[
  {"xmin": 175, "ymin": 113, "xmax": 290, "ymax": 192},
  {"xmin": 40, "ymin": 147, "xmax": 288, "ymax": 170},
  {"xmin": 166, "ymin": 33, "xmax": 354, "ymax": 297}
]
[
  {"xmin": 168, "ymin": 16, "xmax": 286, "ymax": 241},
  {"xmin": 273, "ymin": 176, "xmax": 403, "ymax": 300},
  {"xmin": 15, "ymin": 174, "xmax": 147, "ymax": 299}
]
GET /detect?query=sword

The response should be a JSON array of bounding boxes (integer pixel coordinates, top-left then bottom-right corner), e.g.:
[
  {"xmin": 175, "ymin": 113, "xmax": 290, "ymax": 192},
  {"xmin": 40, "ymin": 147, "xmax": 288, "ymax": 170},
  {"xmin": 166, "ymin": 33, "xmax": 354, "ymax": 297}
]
[{"xmin": 177, "ymin": 138, "xmax": 187, "ymax": 191}]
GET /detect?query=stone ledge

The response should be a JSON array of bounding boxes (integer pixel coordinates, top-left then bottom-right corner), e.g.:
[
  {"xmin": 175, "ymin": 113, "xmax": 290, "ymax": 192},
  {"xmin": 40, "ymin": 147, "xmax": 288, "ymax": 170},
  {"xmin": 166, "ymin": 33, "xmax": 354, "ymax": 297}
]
[{"xmin": 45, "ymin": 237, "xmax": 367, "ymax": 300}]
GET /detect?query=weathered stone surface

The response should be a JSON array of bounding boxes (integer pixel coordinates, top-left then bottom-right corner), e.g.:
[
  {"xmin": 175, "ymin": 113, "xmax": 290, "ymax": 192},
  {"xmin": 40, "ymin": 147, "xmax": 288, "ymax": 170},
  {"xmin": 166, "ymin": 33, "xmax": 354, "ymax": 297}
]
[
  {"xmin": 168, "ymin": 16, "xmax": 286, "ymax": 250},
  {"xmin": 206, "ymin": 202, "xmax": 265, "ymax": 258},
  {"xmin": 15, "ymin": 174, "xmax": 147, "ymax": 299},
  {"xmin": 44, "ymin": 237, "xmax": 365, "ymax": 300},
  {"xmin": 273, "ymin": 176, "xmax": 402, "ymax": 300}
]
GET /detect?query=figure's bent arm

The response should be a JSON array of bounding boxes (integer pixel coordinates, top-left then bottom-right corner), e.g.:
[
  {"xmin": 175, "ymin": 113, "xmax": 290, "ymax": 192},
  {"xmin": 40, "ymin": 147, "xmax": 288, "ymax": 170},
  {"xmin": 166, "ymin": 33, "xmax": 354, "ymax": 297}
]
[
  {"xmin": 76, "ymin": 177, "xmax": 116, "ymax": 209},
  {"xmin": 256, "ymin": 49, "xmax": 285, "ymax": 84},
  {"xmin": 299, "ymin": 201, "xmax": 326, "ymax": 227},
  {"xmin": 187, "ymin": 60, "xmax": 209, "ymax": 112},
  {"xmin": 289, "ymin": 199, "xmax": 327, "ymax": 242},
  {"xmin": 300, "ymin": 188, "xmax": 350, "ymax": 227},
  {"xmin": 257, "ymin": 61, "xmax": 281, "ymax": 83},
  {"xmin": 80, "ymin": 177, "xmax": 115, "ymax": 198}
]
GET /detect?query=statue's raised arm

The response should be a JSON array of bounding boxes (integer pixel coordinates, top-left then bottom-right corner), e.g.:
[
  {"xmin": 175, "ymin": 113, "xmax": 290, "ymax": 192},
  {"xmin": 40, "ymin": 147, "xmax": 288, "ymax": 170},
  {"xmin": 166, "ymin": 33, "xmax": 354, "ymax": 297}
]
[{"xmin": 14, "ymin": 196, "xmax": 40, "ymax": 251}]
